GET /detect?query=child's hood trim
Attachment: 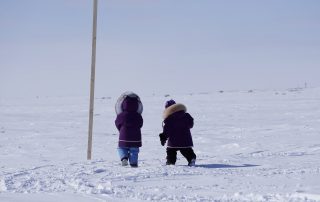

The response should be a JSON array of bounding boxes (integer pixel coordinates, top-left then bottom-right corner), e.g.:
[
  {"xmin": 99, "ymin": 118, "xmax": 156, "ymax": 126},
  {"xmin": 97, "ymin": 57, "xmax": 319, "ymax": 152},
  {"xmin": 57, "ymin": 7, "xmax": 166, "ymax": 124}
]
[{"xmin": 163, "ymin": 103, "xmax": 187, "ymax": 120}]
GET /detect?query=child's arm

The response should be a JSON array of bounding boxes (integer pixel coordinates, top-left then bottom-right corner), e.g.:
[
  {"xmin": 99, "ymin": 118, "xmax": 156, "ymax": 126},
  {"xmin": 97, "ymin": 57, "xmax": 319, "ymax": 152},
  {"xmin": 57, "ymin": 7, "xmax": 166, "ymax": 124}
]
[
  {"xmin": 115, "ymin": 114, "xmax": 122, "ymax": 131},
  {"xmin": 139, "ymin": 114, "xmax": 143, "ymax": 128},
  {"xmin": 159, "ymin": 121, "xmax": 168, "ymax": 146},
  {"xmin": 186, "ymin": 113, "xmax": 194, "ymax": 129}
]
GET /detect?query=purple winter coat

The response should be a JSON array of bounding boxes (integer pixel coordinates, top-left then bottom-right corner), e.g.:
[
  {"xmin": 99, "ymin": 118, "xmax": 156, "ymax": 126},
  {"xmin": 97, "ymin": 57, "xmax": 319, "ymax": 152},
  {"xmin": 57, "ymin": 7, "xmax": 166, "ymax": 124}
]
[
  {"xmin": 163, "ymin": 104, "xmax": 194, "ymax": 148},
  {"xmin": 115, "ymin": 97, "xmax": 143, "ymax": 147}
]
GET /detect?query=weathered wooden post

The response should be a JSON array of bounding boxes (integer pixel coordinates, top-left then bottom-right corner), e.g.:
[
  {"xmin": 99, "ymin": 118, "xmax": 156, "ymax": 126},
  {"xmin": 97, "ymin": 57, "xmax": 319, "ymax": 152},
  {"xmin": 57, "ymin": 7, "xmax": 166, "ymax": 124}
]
[{"xmin": 87, "ymin": 0, "xmax": 98, "ymax": 160}]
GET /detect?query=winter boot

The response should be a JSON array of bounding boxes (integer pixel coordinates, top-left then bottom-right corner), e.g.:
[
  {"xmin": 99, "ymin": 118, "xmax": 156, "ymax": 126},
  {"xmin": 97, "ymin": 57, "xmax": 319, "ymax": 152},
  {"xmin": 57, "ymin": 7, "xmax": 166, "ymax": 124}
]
[
  {"xmin": 188, "ymin": 158, "xmax": 196, "ymax": 167},
  {"xmin": 121, "ymin": 158, "xmax": 128, "ymax": 166},
  {"xmin": 166, "ymin": 161, "xmax": 175, "ymax": 165}
]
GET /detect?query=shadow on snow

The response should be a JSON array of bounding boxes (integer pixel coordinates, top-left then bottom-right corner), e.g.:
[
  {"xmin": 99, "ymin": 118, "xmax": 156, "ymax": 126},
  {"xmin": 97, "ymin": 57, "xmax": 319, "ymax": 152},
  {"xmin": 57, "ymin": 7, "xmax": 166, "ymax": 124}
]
[{"xmin": 195, "ymin": 164, "xmax": 260, "ymax": 169}]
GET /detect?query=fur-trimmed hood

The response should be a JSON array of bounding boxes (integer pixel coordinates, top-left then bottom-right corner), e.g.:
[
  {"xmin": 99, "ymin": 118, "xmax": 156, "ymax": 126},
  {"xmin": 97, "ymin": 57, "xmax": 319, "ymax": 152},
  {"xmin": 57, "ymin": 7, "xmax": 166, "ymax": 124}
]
[{"xmin": 163, "ymin": 103, "xmax": 187, "ymax": 120}]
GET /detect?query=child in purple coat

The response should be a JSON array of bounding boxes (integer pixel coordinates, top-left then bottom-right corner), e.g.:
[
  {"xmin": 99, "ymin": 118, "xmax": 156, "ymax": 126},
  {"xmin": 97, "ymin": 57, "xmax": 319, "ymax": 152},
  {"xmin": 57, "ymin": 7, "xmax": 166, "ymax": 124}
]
[
  {"xmin": 115, "ymin": 92, "xmax": 143, "ymax": 167},
  {"xmin": 159, "ymin": 99, "xmax": 196, "ymax": 166}
]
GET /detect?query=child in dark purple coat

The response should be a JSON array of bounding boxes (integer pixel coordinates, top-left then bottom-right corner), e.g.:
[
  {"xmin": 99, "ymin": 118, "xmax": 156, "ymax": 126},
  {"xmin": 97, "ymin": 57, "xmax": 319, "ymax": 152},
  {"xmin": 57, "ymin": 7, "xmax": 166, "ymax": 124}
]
[
  {"xmin": 115, "ymin": 92, "xmax": 143, "ymax": 167},
  {"xmin": 159, "ymin": 99, "xmax": 196, "ymax": 166}
]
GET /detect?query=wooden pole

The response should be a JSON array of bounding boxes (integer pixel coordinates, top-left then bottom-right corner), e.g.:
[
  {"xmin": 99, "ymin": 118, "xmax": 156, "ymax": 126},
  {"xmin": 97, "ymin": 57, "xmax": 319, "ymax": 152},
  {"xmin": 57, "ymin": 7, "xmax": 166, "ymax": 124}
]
[{"xmin": 87, "ymin": 0, "xmax": 98, "ymax": 160}]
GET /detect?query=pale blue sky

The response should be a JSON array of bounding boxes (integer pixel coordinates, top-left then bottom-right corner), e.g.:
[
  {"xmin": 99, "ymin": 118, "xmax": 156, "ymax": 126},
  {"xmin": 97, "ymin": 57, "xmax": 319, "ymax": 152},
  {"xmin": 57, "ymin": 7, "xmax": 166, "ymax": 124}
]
[{"xmin": 1, "ymin": 0, "xmax": 320, "ymax": 97}]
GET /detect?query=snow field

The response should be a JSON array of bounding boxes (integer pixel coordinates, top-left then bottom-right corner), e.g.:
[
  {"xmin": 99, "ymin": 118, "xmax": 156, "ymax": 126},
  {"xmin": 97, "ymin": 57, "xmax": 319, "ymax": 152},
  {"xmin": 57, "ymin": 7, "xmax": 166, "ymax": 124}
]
[{"xmin": 1, "ymin": 88, "xmax": 320, "ymax": 201}]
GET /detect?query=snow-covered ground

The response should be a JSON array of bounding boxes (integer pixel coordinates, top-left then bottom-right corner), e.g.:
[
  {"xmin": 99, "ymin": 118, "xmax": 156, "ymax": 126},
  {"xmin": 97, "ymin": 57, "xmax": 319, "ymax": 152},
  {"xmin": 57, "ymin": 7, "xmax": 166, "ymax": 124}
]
[{"xmin": 1, "ymin": 88, "xmax": 320, "ymax": 202}]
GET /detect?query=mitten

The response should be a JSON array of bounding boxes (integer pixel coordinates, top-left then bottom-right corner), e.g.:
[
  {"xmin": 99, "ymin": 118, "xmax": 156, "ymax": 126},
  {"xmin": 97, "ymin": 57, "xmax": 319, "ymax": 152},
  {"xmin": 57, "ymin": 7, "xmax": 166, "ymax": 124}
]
[{"xmin": 159, "ymin": 133, "xmax": 167, "ymax": 146}]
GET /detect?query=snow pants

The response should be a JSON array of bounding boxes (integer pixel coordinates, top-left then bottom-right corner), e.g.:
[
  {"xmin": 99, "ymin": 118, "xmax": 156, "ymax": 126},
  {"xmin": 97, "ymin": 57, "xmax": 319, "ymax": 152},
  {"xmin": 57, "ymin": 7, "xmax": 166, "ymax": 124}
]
[{"xmin": 166, "ymin": 147, "xmax": 196, "ymax": 165}]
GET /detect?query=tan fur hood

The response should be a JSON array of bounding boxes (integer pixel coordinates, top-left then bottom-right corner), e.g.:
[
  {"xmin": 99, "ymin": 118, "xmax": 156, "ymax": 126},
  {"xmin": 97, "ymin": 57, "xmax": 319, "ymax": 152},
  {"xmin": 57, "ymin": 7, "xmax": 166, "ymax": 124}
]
[{"xmin": 163, "ymin": 103, "xmax": 187, "ymax": 120}]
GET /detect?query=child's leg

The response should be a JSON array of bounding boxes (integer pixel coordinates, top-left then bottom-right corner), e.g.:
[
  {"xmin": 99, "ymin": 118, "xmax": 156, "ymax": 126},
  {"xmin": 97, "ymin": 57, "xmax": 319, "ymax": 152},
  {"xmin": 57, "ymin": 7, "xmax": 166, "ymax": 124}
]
[
  {"xmin": 128, "ymin": 147, "xmax": 139, "ymax": 167},
  {"xmin": 166, "ymin": 148, "xmax": 178, "ymax": 165},
  {"xmin": 180, "ymin": 148, "xmax": 196, "ymax": 163},
  {"xmin": 117, "ymin": 147, "xmax": 129, "ymax": 161}
]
